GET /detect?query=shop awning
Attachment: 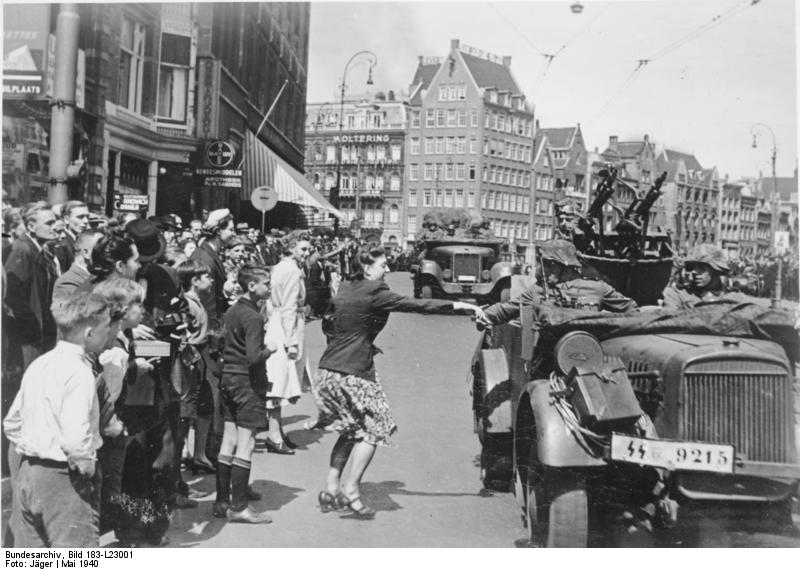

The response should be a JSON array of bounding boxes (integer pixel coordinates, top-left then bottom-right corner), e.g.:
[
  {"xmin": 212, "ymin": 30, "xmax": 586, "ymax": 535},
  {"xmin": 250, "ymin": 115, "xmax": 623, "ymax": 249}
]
[{"xmin": 243, "ymin": 130, "xmax": 344, "ymax": 219}]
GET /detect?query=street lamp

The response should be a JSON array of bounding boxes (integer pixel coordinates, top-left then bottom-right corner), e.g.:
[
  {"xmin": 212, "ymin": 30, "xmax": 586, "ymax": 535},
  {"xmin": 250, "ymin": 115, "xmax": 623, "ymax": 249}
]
[
  {"xmin": 750, "ymin": 122, "xmax": 781, "ymax": 303},
  {"xmin": 332, "ymin": 50, "xmax": 377, "ymax": 232}
]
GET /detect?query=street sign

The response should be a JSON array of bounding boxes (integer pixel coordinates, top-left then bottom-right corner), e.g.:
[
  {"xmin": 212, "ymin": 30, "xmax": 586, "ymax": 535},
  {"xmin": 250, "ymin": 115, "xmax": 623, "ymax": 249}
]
[
  {"xmin": 774, "ymin": 231, "xmax": 789, "ymax": 256},
  {"xmin": 205, "ymin": 140, "xmax": 235, "ymax": 168},
  {"xmin": 250, "ymin": 186, "xmax": 278, "ymax": 212}
]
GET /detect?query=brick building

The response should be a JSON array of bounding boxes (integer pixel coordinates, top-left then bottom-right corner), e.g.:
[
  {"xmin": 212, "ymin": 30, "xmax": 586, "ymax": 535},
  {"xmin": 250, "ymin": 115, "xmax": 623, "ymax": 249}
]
[{"xmin": 403, "ymin": 39, "xmax": 535, "ymax": 251}]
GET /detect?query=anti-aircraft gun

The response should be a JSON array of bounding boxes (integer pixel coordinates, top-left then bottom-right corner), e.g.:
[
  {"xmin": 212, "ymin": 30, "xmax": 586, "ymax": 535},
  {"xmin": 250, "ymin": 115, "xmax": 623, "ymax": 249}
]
[{"xmin": 570, "ymin": 168, "xmax": 673, "ymax": 306}]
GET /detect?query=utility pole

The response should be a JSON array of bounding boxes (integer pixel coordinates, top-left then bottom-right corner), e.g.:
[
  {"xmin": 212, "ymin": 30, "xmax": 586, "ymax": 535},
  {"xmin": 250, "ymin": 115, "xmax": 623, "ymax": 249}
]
[{"xmin": 48, "ymin": 4, "xmax": 80, "ymax": 204}]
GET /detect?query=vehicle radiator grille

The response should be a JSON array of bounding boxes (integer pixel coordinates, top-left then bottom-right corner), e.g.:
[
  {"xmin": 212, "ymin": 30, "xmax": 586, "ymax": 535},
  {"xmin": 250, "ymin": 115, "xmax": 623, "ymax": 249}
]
[
  {"xmin": 453, "ymin": 254, "xmax": 480, "ymax": 280},
  {"xmin": 681, "ymin": 360, "xmax": 792, "ymax": 463}
]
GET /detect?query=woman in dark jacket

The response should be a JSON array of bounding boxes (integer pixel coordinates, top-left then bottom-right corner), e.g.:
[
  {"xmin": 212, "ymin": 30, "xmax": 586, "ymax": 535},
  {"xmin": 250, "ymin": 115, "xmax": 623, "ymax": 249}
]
[{"xmin": 313, "ymin": 246, "xmax": 485, "ymax": 518}]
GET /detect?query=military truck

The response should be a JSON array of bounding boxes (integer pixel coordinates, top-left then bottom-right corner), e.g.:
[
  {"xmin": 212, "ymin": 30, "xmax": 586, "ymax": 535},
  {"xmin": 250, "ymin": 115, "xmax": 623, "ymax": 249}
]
[
  {"xmin": 410, "ymin": 238, "xmax": 514, "ymax": 303},
  {"xmin": 470, "ymin": 302, "xmax": 800, "ymax": 546}
]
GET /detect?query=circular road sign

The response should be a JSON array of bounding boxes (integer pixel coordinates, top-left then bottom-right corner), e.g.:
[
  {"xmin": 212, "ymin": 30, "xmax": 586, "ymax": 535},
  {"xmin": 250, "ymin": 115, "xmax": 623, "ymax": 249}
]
[
  {"xmin": 206, "ymin": 140, "xmax": 235, "ymax": 168},
  {"xmin": 251, "ymin": 186, "xmax": 278, "ymax": 212}
]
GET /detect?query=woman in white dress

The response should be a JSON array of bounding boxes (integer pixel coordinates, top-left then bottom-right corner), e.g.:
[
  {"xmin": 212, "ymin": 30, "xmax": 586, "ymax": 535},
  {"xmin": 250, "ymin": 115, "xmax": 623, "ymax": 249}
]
[{"xmin": 263, "ymin": 231, "xmax": 311, "ymax": 454}]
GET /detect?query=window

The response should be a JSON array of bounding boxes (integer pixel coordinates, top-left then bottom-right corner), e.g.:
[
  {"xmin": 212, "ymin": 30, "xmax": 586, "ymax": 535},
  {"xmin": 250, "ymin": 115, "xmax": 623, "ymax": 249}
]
[
  {"xmin": 435, "ymin": 137, "xmax": 444, "ymax": 154},
  {"xmin": 444, "ymin": 189, "xmax": 454, "ymax": 207},
  {"xmin": 423, "ymin": 190, "xmax": 432, "ymax": 207},
  {"xmin": 118, "ymin": 17, "xmax": 146, "ymax": 113},
  {"xmin": 435, "ymin": 163, "xmax": 443, "ymax": 181},
  {"xmin": 370, "ymin": 114, "xmax": 382, "ymax": 128},
  {"xmin": 469, "ymin": 165, "xmax": 476, "ymax": 180},
  {"xmin": 433, "ymin": 189, "xmax": 443, "ymax": 207},
  {"xmin": 455, "ymin": 163, "xmax": 465, "ymax": 180},
  {"xmin": 408, "ymin": 189, "xmax": 417, "ymax": 207},
  {"xmin": 439, "ymin": 86, "xmax": 448, "ymax": 101},
  {"xmin": 410, "ymin": 138, "xmax": 420, "ymax": 155},
  {"xmin": 445, "ymin": 137, "xmax": 455, "ymax": 154},
  {"xmin": 455, "ymin": 189, "xmax": 464, "ymax": 207},
  {"xmin": 489, "ymin": 90, "xmax": 498, "ymax": 104},
  {"xmin": 449, "ymin": 86, "xmax": 457, "ymax": 100},
  {"xmin": 409, "ymin": 164, "xmax": 419, "ymax": 180},
  {"xmin": 424, "ymin": 163, "xmax": 434, "ymax": 181},
  {"xmin": 426, "ymin": 109, "xmax": 435, "ymax": 128},
  {"xmin": 523, "ymin": 196, "xmax": 530, "ymax": 213},
  {"xmin": 471, "ymin": 110, "xmax": 479, "ymax": 127},
  {"xmin": 411, "ymin": 110, "xmax": 421, "ymax": 128},
  {"xmin": 458, "ymin": 110, "xmax": 467, "ymax": 127},
  {"xmin": 376, "ymin": 146, "xmax": 386, "ymax": 161},
  {"xmin": 325, "ymin": 173, "xmax": 334, "ymax": 190},
  {"xmin": 326, "ymin": 145, "xmax": 336, "ymax": 163},
  {"xmin": 457, "ymin": 85, "xmax": 466, "ymax": 100},
  {"xmin": 375, "ymin": 174, "xmax": 384, "ymax": 190},
  {"xmin": 366, "ymin": 144, "xmax": 376, "ymax": 161},
  {"xmin": 424, "ymin": 138, "xmax": 435, "ymax": 155},
  {"xmin": 436, "ymin": 109, "xmax": 446, "ymax": 127},
  {"xmin": 390, "ymin": 174, "xmax": 400, "ymax": 191},
  {"xmin": 456, "ymin": 137, "xmax": 466, "ymax": 154},
  {"xmin": 498, "ymin": 114, "xmax": 505, "ymax": 132},
  {"xmin": 408, "ymin": 214, "xmax": 417, "ymax": 234},
  {"xmin": 467, "ymin": 192, "xmax": 476, "ymax": 208},
  {"xmin": 158, "ymin": 33, "xmax": 191, "ymax": 122},
  {"xmin": 447, "ymin": 109, "xmax": 457, "ymax": 127},
  {"xmin": 391, "ymin": 144, "xmax": 401, "ymax": 161},
  {"xmin": 373, "ymin": 207, "xmax": 383, "ymax": 225},
  {"xmin": 445, "ymin": 163, "xmax": 454, "ymax": 180},
  {"xmin": 341, "ymin": 174, "xmax": 350, "ymax": 190},
  {"xmin": 469, "ymin": 136, "xmax": 477, "ymax": 154},
  {"xmin": 390, "ymin": 205, "xmax": 400, "ymax": 224},
  {"xmin": 365, "ymin": 174, "xmax": 375, "ymax": 190}
]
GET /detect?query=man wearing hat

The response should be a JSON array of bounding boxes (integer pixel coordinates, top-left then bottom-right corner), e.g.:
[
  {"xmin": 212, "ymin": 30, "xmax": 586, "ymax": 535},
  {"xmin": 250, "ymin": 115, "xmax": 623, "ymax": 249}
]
[
  {"xmin": 478, "ymin": 239, "xmax": 637, "ymax": 326},
  {"xmin": 661, "ymin": 244, "xmax": 748, "ymax": 310},
  {"xmin": 235, "ymin": 222, "xmax": 250, "ymax": 236},
  {"xmin": 188, "ymin": 209, "xmax": 235, "ymax": 469}
]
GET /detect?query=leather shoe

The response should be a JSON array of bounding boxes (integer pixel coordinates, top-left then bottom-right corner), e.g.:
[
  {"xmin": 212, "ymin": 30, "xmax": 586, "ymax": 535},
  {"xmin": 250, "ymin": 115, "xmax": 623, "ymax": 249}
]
[
  {"xmin": 282, "ymin": 435, "xmax": 298, "ymax": 449},
  {"xmin": 190, "ymin": 459, "xmax": 216, "ymax": 474},
  {"xmin": 212, "ymin": 501, "xmax": 230, "ymax": 518},
  {"xmin": 227, "ymin": 505, "xmax": 273, "ymax": 524},
  {"xmin": 246, "ymin": 486, "xmax": 262, "ymax": 501},
  {"xmin": 265, "ymin": 439, "xmax": 295, "ymax": 455}
]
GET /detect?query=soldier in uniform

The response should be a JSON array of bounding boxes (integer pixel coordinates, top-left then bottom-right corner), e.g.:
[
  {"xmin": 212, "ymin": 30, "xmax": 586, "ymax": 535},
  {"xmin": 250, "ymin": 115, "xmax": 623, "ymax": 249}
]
[
  {"xmin": 660, "ymin": 244, "xmax": 748, "ymax": 310},
  {"xmin": 478, "ymin": 239, "xmax": 637, "ymax": 326},
  {"xmin": 554, "ymin": 201, "xmax": 577, "ymax": 240}
]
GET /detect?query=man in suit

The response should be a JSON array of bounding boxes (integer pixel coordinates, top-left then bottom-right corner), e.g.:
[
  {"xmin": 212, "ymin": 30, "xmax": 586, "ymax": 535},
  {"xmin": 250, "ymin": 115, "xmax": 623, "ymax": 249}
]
[
  {"xmin": 52, "ymin": 229, "xmax": 103, "ymax": 310},
  {"xmin": 53, "ymin": 201, "xmax": 90, "ymax": 273}
]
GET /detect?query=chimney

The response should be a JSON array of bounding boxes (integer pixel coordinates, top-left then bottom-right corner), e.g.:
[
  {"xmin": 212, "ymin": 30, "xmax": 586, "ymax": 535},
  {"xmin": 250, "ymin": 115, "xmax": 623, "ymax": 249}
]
[
  {"xmin": 609, "ymin": 135, "xmax": 618, "ymax": 150},
  {"xmin": 418, "ymin": 56, "xmax": 423, "ymax": 65},
  {"xmin": 644, "ymin": 134, "xmax": 649, "ymax": 143},
  {"xmin": 451, "ymin": 39, "xmax": 460, "ymax": 50},
  {"xmin": 502, "ymin": 55, "xmax": 512, "ymax": 67}
]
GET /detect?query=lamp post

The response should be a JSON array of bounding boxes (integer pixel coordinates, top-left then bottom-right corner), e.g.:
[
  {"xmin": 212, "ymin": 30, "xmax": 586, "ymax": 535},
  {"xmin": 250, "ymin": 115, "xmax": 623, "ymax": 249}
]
[
  {"xmin": 751, "ymin": 122, "xmax": 781, "ymax": 304},
  {"xmin": 332, "ymin": 51, "xmax": 377, "ymax": 233}
]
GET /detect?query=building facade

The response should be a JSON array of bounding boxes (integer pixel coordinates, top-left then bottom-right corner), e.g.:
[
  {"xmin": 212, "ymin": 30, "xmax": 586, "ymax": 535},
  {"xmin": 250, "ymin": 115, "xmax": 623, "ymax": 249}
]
[
  {"xmin": 2, "ymin": 3, "xmax": 310, "ymax": 229},
  {"xmin": 403, "ymin": 40, "xmax": 535, "ymax": 250},
  {"xmin": 304, "ymin": 91, "xmax": 407, "ymax": 241}
]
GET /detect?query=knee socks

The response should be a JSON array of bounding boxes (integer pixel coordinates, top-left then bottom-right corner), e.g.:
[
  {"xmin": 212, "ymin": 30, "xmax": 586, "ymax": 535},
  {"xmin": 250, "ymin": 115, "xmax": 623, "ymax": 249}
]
[
  {"xmin": 216, "ymin": 454, "xmax": 233, "ymax": 504},
  {"xmin": 230, "ymin": 457, "xmax": 251, "ymax": 512}
]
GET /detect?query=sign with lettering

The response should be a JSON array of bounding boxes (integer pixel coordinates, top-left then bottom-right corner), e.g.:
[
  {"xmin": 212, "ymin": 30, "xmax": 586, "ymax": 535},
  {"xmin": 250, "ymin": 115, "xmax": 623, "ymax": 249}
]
[
  {"xmin": 205, "ymin": 140, "xmax": 235, "ymax": 168},
  {"xmin": 114, "ymin": 192, "xmax": 149, "ymax": 212},
  {"xmin": 195, "ymin": 167, "xmax": 243, "ymax": 189},
  {"xmin": 2, "ymin": 5, "xmax": 49, "ymax": 98},
  {"xmin": 333, "ymin": 134, "xmax": 391, "ymax": 144},
  {"xmin": 250, "ymin": 186, "xmax": 278, "ymax": 212}
]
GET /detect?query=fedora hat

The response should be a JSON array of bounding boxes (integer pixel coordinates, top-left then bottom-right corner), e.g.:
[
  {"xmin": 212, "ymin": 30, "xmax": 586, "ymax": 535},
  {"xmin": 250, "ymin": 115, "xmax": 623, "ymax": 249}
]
[{"xmin": 126, "ymin": 219, "xmax": 167, "ymax": 262}]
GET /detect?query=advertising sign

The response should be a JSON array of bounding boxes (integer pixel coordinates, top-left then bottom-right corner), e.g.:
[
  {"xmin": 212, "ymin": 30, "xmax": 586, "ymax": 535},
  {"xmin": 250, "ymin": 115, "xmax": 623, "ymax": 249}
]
[
  {"xmin": 2, "ymin": 4, "xmax": 49, "ymax": 97},
  {"xmin": 195, "ymin": 140, "xmax": 242, "ymax": 189},
  {"xmin": 114, "ymin": 192, "xmax": 149, "ymax": 212},
  {"xmin": 774, "ymin": 231, "xmax": 789, "ymax": 256}
]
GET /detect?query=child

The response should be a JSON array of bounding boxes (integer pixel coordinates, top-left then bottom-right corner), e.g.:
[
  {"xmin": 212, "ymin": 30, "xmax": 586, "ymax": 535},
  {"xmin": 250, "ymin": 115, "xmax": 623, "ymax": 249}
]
[
  {"xmin": 3, "ymin": 290, "xmax": 111, "ymax": 547},
  {"xmin": 214, "ymin": 264, "xmax": 275, "ymax": 523},
  {"xmin": 175, "ymin": 259, "xmax": 214, "ymax": 479}
]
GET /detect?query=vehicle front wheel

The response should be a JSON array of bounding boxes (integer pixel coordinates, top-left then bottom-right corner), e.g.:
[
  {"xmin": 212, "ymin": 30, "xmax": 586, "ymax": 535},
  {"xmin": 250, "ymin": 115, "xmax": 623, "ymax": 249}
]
[
  {"xmin": 421, "ymin": 284, "xmax": 433, "ymax": 299},
  {"xmin": 526, "ymin": 465, "xmax": 589, "ymax": 547}
]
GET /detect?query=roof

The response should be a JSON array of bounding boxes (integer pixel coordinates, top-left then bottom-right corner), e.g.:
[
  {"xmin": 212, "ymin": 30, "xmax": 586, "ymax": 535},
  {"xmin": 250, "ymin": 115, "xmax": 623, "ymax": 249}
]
[
  {"xmin": 410, "ymin": 62, "xmax": 439, "ymax": 92},
  {"xmin": 661, "ymin": 149, "xmax": 703, "ymax": 171},
  {"xmin": 538, "ymin": 127, "xmax": 575, "ymax": 149},
  {"xmin": 459, "ymin": 51, "xmax": 521, "ymax": 94}
]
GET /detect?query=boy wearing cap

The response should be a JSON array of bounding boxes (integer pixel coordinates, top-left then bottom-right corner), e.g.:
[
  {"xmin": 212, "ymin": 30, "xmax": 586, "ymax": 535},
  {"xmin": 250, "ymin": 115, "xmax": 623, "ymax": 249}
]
[{"xmin": 214, "ymin": 265, "xmax": 275, "ymax": 523}]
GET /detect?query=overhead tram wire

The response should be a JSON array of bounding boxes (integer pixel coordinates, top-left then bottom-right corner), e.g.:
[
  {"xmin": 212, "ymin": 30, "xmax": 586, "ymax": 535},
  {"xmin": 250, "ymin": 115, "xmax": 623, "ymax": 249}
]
[{"xmin": 589, "ymin": 0, "xmax": 761, "ymax": 120}]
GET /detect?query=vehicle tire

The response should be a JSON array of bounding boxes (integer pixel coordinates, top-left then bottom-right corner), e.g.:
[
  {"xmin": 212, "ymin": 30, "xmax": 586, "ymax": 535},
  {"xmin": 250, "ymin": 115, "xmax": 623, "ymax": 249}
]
[{"xmin": 421, "ymin": 284, "xmax": 433, "ymax": 299}]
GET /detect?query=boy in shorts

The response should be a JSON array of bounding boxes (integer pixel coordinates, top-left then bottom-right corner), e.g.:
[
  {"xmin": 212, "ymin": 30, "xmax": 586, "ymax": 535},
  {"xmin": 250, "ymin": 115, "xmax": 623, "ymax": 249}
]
[{"xmin": 214, "ymin": 265, "xmax": 276, "ymax": 523}]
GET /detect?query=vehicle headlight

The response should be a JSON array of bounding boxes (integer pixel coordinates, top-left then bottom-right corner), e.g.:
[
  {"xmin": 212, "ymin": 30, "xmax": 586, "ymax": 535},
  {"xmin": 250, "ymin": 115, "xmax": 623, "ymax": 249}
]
[
  {"xmin": 554, "ymin": 331, "xmax": 603, "ymax": 375},
  {"xmin": 442, "ymin": 269, "xmax": 452, "ymax": 280},
  {"xmin": 481, "ymin": 270, "xmax": 491, "ymax": 282}
]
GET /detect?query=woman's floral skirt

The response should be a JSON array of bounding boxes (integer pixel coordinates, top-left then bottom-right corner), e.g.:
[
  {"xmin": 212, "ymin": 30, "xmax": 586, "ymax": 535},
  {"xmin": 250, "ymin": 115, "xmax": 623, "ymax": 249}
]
[{"xmin": 313, "ymin": 369, "xmax": 397, "ymax": 446}]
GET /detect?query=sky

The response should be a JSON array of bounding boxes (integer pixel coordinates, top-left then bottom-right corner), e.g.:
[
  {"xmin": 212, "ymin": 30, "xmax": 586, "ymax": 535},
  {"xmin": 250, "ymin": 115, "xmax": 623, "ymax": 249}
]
[{"xmin": 307, "ymin": 0, "xmax": 799, "ymax": 181}]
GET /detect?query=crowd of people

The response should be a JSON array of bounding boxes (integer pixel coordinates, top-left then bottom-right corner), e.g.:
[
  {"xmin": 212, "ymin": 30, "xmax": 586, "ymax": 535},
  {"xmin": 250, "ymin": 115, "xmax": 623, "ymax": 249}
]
[{"xmin": 2, "ymin": 199, "xmax": 473, "ymax": 546}]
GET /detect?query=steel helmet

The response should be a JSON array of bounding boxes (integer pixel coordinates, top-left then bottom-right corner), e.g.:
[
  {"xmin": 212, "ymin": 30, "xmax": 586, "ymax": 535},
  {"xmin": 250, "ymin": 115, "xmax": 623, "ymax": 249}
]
[
  {"xmin": 685, "ymin": 243, "xmax": 729, "ymax": 273},
  {"xmin": 539, "ymin": 239, "xmax": 582, "ymax": 268}
]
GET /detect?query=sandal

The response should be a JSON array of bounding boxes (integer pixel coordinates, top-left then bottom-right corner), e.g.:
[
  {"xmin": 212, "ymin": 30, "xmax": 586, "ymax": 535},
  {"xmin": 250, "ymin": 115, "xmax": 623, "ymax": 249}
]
[
  {"xmin": 338, "ymin": 495, "xmax": 375, "ymax": 519},
  {"xmin": 318, "ymin": 491, "xmax": 337, "ymax": 513}
]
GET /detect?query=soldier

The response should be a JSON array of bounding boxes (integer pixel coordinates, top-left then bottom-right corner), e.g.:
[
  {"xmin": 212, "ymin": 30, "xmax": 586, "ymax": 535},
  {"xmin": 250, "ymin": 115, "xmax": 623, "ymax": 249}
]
[
  {"xmin": 660, "ymin": 244, "xmax": 748, "ymax": 310},
  {"xmin": 478, "ymin": 239, "xmax": 637, "ymax": 326},
  {"xmin": 554, "ymin": 201, "xmax": 577, "ymax": 240}
]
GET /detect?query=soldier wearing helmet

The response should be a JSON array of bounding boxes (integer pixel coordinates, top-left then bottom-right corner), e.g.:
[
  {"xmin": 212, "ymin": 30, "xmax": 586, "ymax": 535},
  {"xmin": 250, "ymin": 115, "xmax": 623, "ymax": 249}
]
[
  {"xmin": 554, "ymin": 200, "xmax": 577, "ymax": 239},
  {"xmin": 478, "ymin": 239, "xmax": 637, "ymax": 326},
  {"xmin": 661, "ymin": 244, "xmax": 749, "ymax": 310}
]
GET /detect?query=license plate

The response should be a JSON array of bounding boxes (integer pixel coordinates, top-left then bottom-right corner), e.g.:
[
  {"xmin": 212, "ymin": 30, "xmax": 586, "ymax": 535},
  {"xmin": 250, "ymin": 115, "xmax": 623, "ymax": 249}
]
[{"xmin": 610, "ymin": 434, "xmax": 735, "ymax": 474}]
